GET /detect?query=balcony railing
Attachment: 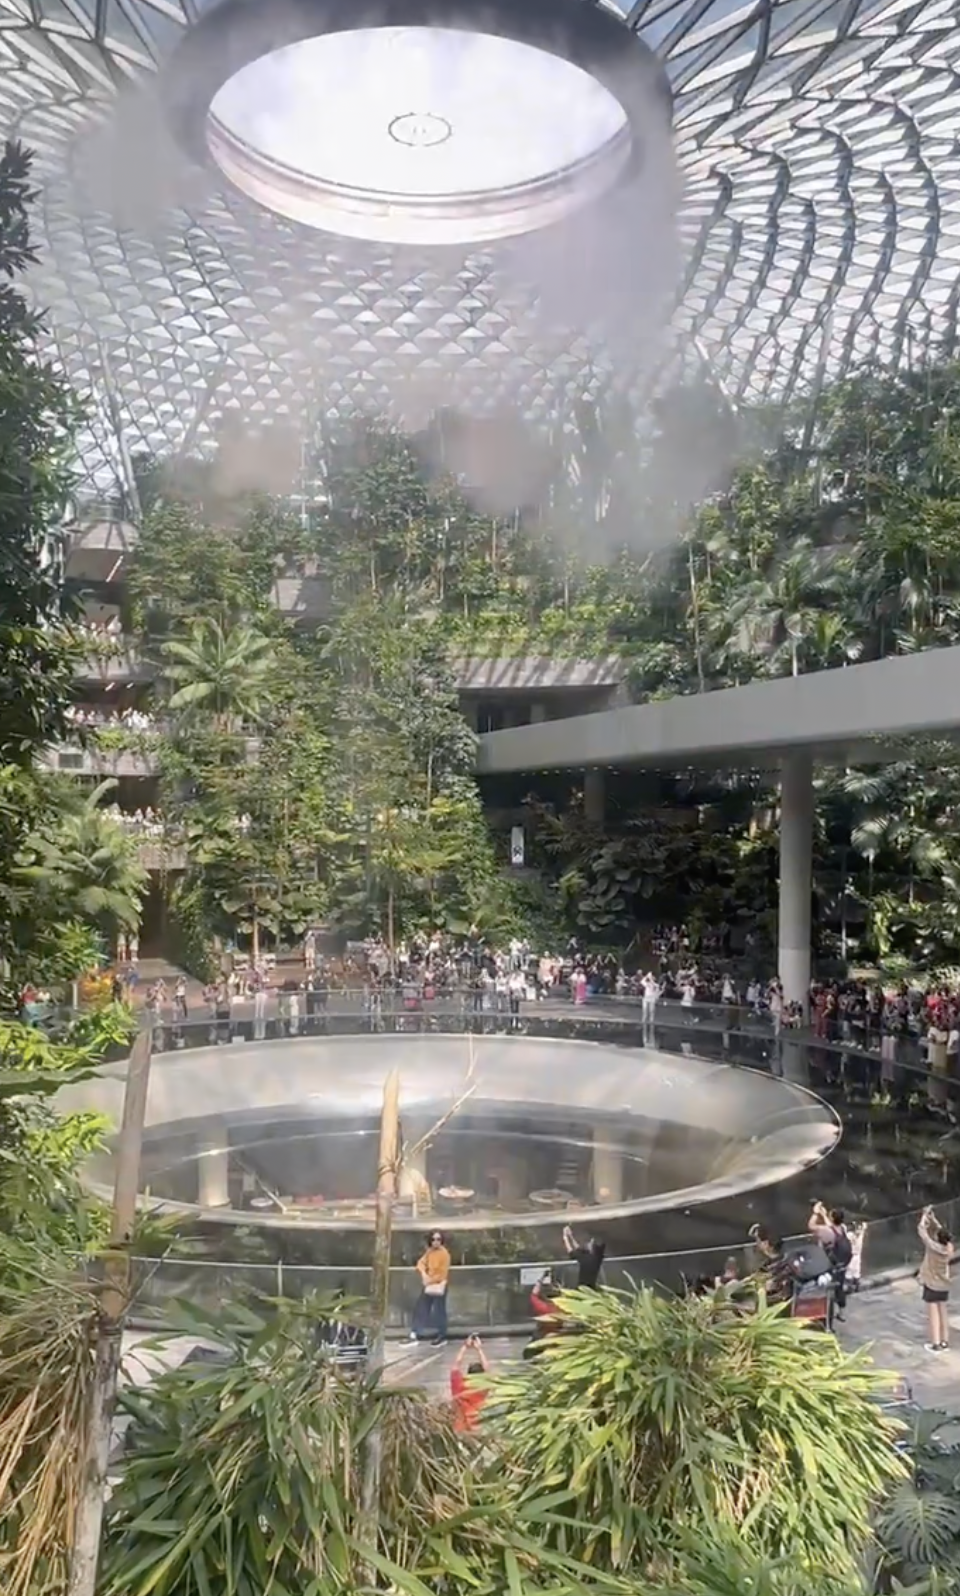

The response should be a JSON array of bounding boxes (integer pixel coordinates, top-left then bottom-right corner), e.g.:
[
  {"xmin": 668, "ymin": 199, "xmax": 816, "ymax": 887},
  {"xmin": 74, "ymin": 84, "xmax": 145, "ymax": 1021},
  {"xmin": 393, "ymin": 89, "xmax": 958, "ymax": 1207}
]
[{"xmin": 38, "ymin": 742, "xmax": 159, "ymax": 778}]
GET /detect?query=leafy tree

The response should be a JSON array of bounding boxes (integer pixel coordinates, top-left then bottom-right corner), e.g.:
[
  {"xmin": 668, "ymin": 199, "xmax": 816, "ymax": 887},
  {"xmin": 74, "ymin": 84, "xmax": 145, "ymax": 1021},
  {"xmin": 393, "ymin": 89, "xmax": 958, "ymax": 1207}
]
[
  {"xmin": 157, "ymin": 684, "xmax": 338, "ymax": 962},
  {"xmin": 327, "ymin": 593, "xmax": 509, "ymax": 943},
  {"xmin": 106, "ymin": 372, "xmax": 960, "ymax": 963},
  {"xmin": 0, "ymin": 142, "xmax": 88, "ymax": 1009},
  {"xmin": 16, "ymin": 779, "xmax": 147, "ymax": 940},
  {"xmin": 0, "ymin": 1007, "xmax": 132, "ymax": 1259},
  {"xmin": 127, "ymin": 492, "xmax": 304, "ymax": 633},
  {"xmin": 98, "ymin": 1294, "xmax": 613, "ymax": 1596},
  {"xmin": 0, "ymin": 140, "xmax": 81, "ymax": 766}
]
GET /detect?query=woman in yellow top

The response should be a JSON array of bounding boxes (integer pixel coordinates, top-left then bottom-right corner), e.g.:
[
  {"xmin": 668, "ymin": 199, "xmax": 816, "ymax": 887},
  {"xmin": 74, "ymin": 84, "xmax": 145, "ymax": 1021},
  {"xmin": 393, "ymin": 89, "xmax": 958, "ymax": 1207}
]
[{"xmin": 409, "ymin": 1230, "xmax": 451, "ymax": 1345}]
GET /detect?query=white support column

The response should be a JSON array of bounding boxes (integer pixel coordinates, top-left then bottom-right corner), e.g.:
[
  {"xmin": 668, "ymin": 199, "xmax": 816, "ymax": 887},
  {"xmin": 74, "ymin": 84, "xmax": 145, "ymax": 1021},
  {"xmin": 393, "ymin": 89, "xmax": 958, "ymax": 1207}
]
[
  {"xmin": 592, "ymin": 1129, "xmax": 623, "ymax": 1204},
  {"xmin": 584, "ymin": 768, "xmax": 606, "ymax": 825},
  {"xmin": 197, "ymin": 1133, "xmax": 230, "ymax": 1208},
  {"xmin": 778, "ymin": 751, "xmax": 814, "ymax": 1017}
]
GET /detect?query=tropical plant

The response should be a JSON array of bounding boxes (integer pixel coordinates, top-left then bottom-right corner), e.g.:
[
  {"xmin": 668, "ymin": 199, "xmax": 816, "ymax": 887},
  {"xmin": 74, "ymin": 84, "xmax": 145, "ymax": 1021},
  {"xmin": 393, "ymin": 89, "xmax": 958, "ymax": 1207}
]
[
  {"xmin": 0, "ymin": 140, "xmax": 88, "ymax": 1006},
  {"xmin": 0, "ymin": 1008, "xmax": 130, "ymax": 1254},
  {"xmin": 160, "ymin": 616, "xmax": 275, "ymax": 731},
  {"xmin": 16, "ymin": 780, "xmax": 147, "ymax": 936},
  {"xmin": 0, "ymin": 1242, "xmax": 102, "ymax": 1596},
  {"xmin": 717, "ymin": 537, "xmax": 850, "ymax": 679},
  {"xmin": 99, "ymin": 1294, "xmax": 621, "ymax": 1596},
  {"xmin": 489, "ymin": 1285, "xmax": 905, "ymax": 1583},
  {"xmin": 113, "ymin": 370, "xmax": 960, "ymax": 962},
  {"xmin": 127, "ymin": 492, "xmax": 305, "ymax": 633},
  {"xmin": 874, "ymin": 1406, "xmax": 960, "ymax": 1590},
  {"xmin": 0, "ymin": 139, "xmax": 82, "ymax": 768}
]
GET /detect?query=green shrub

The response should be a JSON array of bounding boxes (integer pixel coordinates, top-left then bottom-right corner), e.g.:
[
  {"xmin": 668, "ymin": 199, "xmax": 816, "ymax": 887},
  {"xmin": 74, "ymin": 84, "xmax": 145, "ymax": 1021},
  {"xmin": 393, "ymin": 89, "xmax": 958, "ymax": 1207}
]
[{"xmin": 488, "ymin": 1285, "xmax": 906, "ymax": 1584}]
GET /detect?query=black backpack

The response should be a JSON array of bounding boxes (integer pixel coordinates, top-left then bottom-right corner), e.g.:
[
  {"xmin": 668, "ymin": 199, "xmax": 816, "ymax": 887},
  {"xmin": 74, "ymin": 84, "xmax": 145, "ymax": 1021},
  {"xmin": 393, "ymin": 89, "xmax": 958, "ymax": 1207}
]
[{"xmin": 825, "ymin": 1226, "xmax": 853, "ymax": 1270}]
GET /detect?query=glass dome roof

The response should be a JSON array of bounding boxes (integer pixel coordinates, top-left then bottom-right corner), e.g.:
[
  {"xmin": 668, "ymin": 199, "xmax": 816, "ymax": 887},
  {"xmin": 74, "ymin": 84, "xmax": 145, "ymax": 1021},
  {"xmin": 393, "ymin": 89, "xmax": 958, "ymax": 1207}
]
[{"xmin": 2, "ymin": 0, "xmax": 958, "ymax": 487}]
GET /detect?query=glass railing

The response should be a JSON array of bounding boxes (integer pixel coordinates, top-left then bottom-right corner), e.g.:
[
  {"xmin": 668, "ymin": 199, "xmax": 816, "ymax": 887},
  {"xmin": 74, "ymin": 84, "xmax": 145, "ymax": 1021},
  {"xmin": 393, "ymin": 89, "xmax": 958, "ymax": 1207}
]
[
  {"xmin": 133, "ymin": 1004, "xmax": 949, "ymax": 1106},
  {"xmin": 42, "ymin": 985, "xmax": 935, "ymax": 1079},
  {"xmin": 131, "ymin": 986, "xmax": 927, "ymax": 1054},
  {"xmin": 129, "ymin": 1196, "xmax": 959, "ymax": 1332}
]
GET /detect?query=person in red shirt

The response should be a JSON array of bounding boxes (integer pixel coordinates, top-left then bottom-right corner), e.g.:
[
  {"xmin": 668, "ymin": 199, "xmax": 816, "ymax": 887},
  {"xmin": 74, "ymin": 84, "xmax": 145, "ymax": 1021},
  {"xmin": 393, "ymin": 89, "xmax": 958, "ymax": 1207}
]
[
  {"xmin": 530, "ymin": 1269, "xmax": 563, "ymax": 1333},
  {"xmin": 449, "ymin": 1335, "xmax": 489, "ymax": 1432}
]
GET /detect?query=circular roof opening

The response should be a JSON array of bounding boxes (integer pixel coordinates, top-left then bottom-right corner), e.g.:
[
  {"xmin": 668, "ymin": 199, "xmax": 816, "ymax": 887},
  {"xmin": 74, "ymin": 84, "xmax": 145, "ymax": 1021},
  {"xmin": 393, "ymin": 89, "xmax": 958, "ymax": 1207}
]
[
  {"xmin": 163, "ymin": 0, "xmax": 672, "ymax": 249},
  {"xmin": 206, "ymin": 27, "xmax": 633, "ymax": 245}
]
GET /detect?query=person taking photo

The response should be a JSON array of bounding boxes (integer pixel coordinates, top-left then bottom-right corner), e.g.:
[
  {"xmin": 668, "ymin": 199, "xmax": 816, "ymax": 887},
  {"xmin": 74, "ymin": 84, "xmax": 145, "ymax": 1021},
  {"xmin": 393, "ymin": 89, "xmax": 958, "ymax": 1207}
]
[
  {"xmin": 918, "ymin": 1205, "xmax": 954, "ymax": 1353},
  {"xmin": 449, "ymin": 1334, "xmax": 490, "ymax": 1431}
]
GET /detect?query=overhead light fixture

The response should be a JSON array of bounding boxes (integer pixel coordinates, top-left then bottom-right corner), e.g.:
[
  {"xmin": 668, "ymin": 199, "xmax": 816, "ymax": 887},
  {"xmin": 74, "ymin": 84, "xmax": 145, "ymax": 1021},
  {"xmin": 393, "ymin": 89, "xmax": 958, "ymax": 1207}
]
[{"xmin": 165, "ymin": 0, "xmax": 672, "ymax": 247}]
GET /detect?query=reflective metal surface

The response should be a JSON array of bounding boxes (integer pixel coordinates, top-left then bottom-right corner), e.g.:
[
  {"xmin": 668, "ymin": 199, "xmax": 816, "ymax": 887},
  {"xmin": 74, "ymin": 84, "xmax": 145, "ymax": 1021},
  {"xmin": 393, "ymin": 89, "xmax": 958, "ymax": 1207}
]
[{"xmin": 65, "ymin": 1030, "xmax": 838, "ymax": 1229}]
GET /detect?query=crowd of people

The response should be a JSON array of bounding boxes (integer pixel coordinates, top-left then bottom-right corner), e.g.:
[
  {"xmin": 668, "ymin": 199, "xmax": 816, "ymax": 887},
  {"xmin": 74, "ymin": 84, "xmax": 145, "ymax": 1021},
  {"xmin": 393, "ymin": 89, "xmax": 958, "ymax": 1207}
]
[
  {"xmin": 395, "ymin": 1195, "xmax": 955, "ymax": 1433},
  {"xmin": 344, "ymin": 931, "xmax": 784, "ymax": 1017},
  {"xmin": 808, "ymin": 978, "xmax": 960, "ymax": 1061},
  {"xmin": 117, "ymin": 921, "xmax": 960, "ymax": 1061},
  {"xmin": 73, "ymin": 615, "xmax": 123, "ymax": 641},
  {"xmin": 408, "ymin": 1194, "xmax": 955, "ymax": 1427},
  {"xmin": 67, "ymin": 704, "xmax": 155, "ymax": 730},
  {"xmin": 401, "ymin": 1195, "xmax": 954, "ymax": 1434},
  {"xmin": 103, "ymin": 807, "xmax": 253, "ymax": 844},
  {"xmin": 107, "ymin": 804, "xmax": 166, "ymax": 838}
]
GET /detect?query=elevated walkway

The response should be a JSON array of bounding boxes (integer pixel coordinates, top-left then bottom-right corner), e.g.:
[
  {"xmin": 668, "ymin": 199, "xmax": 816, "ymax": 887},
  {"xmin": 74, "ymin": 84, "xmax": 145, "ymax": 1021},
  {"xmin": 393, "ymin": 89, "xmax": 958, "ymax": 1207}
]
[{"xmin": 477, "ymin": 646, "xmax": 960, "ymax": 773}]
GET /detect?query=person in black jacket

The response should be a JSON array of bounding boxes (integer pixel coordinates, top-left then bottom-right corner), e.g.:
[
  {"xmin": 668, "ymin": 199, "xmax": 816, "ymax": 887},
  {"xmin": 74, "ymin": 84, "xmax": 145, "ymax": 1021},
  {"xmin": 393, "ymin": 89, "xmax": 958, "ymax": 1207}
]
[{"xmin": 562, "ymin": 1224, "xmax": 605, "ymax": 1288}]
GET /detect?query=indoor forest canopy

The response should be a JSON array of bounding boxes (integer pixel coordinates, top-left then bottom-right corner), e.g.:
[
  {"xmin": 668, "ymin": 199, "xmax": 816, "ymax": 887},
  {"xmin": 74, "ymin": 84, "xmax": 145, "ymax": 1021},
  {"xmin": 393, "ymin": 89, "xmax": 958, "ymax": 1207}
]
[{"xmin": 105, "ymin": 359, "xmax": 960, "ymax": 978}]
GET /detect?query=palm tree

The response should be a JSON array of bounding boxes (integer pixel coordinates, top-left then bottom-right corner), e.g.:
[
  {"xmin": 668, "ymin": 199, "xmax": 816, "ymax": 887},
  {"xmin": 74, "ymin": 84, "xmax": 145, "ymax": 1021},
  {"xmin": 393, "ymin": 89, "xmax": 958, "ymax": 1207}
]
[
  {"xmin": 721, "ymin": 537, "xmax": 849, "ymax": 678},
  {"xmin": 808, "ymin": 610, "xmax": 862, "ymax": 670},
  {"xmin": 841, "ymin": 763, "xmax": 952, "ymax": 891},
  {"xmin": 16, "ymin": 781, "xmax": 146, "ymax": 936},
  {"xmin": 160, "ymin": 617, "xmax": 274, "ymax": 731}
]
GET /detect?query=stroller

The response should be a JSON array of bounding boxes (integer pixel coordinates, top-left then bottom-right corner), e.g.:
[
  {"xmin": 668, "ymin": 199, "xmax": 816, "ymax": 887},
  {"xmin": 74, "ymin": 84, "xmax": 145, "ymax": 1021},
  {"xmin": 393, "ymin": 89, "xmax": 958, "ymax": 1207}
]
[
  {"xmin": 315, "ymin": 1316, "xmax": 369, "ymax": 1375},
  {"xmin": 789, "ymin": 1275, "xmax": 834, "ymax": 1330},
  {"xmin": 786, "ymin": 1240, "xmax": 836, "ymax": 1330}
]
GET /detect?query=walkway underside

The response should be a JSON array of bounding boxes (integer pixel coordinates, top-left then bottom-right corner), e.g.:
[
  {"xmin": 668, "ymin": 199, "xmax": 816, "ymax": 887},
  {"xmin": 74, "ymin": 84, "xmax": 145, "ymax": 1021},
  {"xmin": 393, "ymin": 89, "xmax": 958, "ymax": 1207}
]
[{"xmin": 477, "ymin": 646, "xmax": 960, "ymax": 774}]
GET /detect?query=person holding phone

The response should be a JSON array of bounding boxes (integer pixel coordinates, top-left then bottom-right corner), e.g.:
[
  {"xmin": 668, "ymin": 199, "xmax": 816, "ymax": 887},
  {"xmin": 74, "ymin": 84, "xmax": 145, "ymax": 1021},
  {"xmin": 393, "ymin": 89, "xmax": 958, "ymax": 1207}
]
[
  {"xmin": 808, "ymin": 1200, "xmax": 853, "ymax": 1321},
  {"xmin": 918, "ymin": 1205, "xmax": 954, "ymax": 1352},
  {"xmin": 562, "ymin": 1224, "xmax": 605, "ymax": 1288},
  {"xmin": 449, "ymin": 1334, "xmax": 489, "ymax": 1431}
]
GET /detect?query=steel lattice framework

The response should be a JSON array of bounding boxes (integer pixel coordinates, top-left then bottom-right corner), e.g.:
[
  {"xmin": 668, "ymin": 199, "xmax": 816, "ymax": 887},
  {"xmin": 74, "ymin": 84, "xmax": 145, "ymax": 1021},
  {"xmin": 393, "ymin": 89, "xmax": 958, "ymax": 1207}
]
[{"xmin": 0, "ymin": 0, "xmax": 958, "ymax": 487}]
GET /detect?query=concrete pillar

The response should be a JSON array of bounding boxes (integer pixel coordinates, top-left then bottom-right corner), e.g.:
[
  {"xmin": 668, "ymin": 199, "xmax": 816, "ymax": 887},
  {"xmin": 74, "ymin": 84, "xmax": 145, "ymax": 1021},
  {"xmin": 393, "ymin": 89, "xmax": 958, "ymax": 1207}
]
[
  {"xmin": 778, "ymin": 751, "xmax": 814, "ymax": 1016},
  {"xmin": 592, "ymin": 1129, "xmax": 623, "ymax": 1204},
  {"xmin": 584, "ymin": 768, "xmax": 606, "ymax": 825},
  {"xmin": 197, "ymin": 1133, "xmax": 230, "ymax": 1208}
]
